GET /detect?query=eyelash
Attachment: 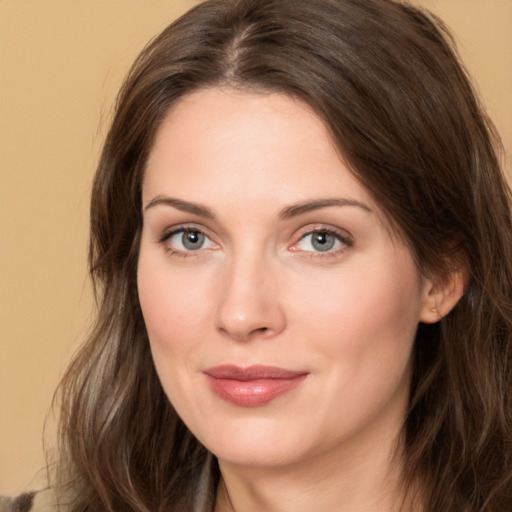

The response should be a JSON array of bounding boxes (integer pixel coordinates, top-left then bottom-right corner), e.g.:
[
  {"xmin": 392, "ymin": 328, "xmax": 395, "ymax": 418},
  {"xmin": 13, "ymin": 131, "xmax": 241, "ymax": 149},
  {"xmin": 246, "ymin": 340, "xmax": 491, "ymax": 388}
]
[{"xmin": 158, "ymin": 224, "xmax": 353, "ymax": 259}]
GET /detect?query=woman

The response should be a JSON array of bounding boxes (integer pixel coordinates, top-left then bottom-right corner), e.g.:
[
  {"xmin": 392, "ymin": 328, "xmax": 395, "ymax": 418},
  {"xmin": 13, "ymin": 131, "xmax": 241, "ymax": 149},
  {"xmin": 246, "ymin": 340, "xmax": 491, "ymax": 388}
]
[{"xmin": 3, "ymin": 0, "xmax": 512, "ymax": 510}]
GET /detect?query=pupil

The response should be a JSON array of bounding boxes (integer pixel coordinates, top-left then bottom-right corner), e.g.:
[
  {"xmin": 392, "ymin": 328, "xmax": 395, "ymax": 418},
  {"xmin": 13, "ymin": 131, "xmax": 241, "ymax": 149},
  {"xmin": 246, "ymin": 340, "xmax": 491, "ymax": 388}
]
[
  {"xmin": 183, "ymin": 231, "xmax": 204, "ymax": 250},
  {"xmin": 312, "ymin": 232, "xmax": 335, "ymax": 252}
]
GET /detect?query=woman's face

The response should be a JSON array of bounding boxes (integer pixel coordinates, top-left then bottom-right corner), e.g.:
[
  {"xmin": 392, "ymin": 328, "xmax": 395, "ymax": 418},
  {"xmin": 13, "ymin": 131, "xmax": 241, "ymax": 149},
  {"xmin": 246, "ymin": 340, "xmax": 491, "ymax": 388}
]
[{"xmin": 138, "ymin": 88, "xmax": 434, "ymax": 469}]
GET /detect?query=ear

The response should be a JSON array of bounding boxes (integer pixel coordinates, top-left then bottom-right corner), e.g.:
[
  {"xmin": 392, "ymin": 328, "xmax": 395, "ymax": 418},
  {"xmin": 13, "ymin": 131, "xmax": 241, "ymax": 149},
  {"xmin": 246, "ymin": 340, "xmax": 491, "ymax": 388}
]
[{"xmin": 419, "ymin": 267, "xmax": 467, "ymax": 324}]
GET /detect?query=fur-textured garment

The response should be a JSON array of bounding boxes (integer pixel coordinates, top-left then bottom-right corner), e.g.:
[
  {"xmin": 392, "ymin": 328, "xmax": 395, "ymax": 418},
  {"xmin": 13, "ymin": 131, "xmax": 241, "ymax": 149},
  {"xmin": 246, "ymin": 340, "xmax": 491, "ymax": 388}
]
[
  {"xmin": 0, "ymin": 453, "xmax": 215, "ymax": 511},
  {"xmin": 0, "ymin": 490, "xmax": 55, "ymax": 512}
]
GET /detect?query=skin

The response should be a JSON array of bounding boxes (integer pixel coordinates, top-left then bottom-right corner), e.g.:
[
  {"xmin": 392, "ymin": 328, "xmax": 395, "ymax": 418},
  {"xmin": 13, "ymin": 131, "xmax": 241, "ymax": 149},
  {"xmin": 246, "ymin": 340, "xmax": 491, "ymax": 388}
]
[{"xmin": 137, "ymin": 88, "xmax": 460, "ymax": 512}]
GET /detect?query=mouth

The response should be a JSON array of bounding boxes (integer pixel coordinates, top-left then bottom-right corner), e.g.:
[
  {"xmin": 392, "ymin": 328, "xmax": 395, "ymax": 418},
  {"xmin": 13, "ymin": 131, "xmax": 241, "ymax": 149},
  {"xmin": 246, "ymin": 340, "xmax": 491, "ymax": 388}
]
[{"xmin": 203, "ymin": 364, "xmax": 309, "ymax": 407}]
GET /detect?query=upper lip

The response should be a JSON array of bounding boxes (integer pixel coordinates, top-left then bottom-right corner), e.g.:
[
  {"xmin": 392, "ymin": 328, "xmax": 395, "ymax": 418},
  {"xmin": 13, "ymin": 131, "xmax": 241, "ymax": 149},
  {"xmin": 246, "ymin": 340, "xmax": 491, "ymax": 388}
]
[{"xmin": 204, "ymin": 364, "xmax": 308, "ymax": 381}]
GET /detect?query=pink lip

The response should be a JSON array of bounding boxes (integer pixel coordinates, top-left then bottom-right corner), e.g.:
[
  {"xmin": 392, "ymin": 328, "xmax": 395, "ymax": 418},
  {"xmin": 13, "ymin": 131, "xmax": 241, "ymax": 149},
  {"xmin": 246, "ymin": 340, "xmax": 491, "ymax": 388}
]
[{"xmin": 203, "ymin": 365, "xmax": 309, "ymax": 407}]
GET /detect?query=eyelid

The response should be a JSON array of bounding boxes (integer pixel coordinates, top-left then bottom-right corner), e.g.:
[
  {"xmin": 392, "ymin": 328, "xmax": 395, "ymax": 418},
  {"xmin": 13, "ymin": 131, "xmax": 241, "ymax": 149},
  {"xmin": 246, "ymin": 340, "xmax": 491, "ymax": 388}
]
[
  {"xmin": 294, "ymin": 224, "xmax": 353, "ymax": 242},
  {"xmin": 158, "ymin": 223, "xmax": 212, "ymax": 242}
]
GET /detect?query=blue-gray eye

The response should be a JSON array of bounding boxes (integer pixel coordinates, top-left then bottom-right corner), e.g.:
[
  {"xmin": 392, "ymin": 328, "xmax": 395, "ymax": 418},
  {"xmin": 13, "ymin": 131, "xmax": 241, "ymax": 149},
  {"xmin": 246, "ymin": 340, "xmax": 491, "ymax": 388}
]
[
  {"xmin": 311, "ymin": 232, "xmax": 336, "ymax": 251},
  {"xmin": 297, "ymin": 230, "xmax": 343, "ymax": 252},
  {"xmin": 169, "ymin": 230, "xmax": 214, "ymax": 251}
]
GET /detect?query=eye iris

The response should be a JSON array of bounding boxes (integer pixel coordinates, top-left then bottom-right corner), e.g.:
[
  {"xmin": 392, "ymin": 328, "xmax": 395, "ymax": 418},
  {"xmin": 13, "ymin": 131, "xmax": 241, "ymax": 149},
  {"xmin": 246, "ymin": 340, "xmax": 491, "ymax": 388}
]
[
  {"xmin": 312, "ymin": 232, "xmax": 335, "ymax": 252},
  {"xmin": 182, "ymin": 231, "xmax": 204, "ymax": 250}
]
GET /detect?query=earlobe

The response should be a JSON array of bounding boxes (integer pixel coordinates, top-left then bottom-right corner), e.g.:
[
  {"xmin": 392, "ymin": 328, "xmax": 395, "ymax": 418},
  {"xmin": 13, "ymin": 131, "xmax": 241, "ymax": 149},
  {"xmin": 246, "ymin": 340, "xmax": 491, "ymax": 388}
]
[{"xmin": 419, "ymin": 267, "xmax": 467, "ymax": 324}]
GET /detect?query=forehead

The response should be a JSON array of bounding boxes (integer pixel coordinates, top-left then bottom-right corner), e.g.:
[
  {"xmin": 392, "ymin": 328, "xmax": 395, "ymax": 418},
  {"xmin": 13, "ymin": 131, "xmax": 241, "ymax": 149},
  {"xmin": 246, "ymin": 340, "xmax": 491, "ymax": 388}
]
[
  {"xmin": 144, "ymin": 87, "xmax": 374, "ymax": 206},
  {"xmin": 147, "ymin": 88, "xmax": 335, "ymax": 173}
]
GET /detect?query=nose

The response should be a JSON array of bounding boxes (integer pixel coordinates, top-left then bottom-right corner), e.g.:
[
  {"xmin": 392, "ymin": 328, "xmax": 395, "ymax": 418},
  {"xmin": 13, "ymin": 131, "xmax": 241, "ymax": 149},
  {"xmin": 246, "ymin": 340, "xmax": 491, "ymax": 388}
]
[{"xmin": 215, "ymin": 251, "xmax": 286, "ymax": 342}]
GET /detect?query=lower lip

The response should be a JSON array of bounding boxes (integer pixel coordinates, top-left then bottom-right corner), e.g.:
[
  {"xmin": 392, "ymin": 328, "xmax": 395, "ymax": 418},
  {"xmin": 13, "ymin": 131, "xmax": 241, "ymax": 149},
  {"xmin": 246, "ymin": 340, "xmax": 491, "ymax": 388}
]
[{"xmin": 205, "ymin": 375, "xmax": 308, "ymax": 407}]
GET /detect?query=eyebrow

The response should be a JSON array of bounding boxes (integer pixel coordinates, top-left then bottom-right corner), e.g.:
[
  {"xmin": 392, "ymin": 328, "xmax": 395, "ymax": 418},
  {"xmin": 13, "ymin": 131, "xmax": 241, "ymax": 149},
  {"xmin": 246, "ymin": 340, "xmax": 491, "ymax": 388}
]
[
  {"xmin": 143, "ymin": 195, "xmax": 216, "ymax": 219},
  {"xmin": 278, "ymin": 198, "xmax": 372, "ymax": 219},
  {"xmin": 143, "ymin": 195, "xmax": 372, "ymax": 220}
]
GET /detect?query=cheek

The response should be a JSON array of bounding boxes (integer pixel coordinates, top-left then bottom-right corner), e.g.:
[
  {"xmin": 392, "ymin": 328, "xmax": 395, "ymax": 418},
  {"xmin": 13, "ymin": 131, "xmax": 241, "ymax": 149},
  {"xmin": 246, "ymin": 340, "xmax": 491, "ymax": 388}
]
[
  {"xmin": 137, "ymin": 253, "xmax": 217, "ymax": 427},
  {"xmin": 139, "ymin": 239, "xmax": 210, "ymax": 321},
  {"xmin": 289, "ymin": 253, "xmax": 423, "ymax": 382},
  {"xmin": 137, "ymin": 251, "xmax": 211, "ymax": 373},
  {"xmin": 297, "ymin": 260, "xmax": 420, "ymax": 330},
  {"xmin": 297, "ymin": 261, "xmax": 421, "ymax": 432}
]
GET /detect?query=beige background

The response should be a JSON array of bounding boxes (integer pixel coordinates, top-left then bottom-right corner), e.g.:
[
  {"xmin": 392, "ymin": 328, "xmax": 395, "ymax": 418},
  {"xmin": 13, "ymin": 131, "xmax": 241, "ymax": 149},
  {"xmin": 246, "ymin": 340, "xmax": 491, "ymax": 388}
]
[{"xmin": 0, "ymin": 0, "xmax": 510, "ymax": 495}]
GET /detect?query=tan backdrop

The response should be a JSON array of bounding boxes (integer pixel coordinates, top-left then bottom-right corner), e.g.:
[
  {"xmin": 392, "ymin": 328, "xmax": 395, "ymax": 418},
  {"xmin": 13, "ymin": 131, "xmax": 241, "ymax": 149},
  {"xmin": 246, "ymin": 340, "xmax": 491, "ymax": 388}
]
[{"xmin": 1, "ymin": 0, "xmax": 510, "ymax": 495}]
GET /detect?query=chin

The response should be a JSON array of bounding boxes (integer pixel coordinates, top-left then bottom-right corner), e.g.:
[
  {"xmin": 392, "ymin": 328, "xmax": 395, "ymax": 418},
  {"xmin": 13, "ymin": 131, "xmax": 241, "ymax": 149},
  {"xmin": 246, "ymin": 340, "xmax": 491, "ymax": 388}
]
[{"xmin": 196, "ymin": 416, "xmax": 311, "ymax": 468}]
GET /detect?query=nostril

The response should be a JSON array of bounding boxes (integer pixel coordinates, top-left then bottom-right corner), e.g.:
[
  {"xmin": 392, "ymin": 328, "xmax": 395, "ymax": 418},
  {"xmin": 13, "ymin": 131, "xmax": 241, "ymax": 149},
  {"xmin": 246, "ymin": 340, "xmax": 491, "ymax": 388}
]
[{"xmin": 219, "ymin": 325, "xmax": 272, "ymax": 342}]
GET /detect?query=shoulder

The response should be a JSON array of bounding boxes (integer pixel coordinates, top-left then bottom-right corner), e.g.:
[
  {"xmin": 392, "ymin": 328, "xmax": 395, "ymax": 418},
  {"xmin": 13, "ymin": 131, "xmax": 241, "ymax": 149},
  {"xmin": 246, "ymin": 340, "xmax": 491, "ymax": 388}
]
[{"xmin": 0, "ymin": 489, "xmax": 59, "ymax": 512}]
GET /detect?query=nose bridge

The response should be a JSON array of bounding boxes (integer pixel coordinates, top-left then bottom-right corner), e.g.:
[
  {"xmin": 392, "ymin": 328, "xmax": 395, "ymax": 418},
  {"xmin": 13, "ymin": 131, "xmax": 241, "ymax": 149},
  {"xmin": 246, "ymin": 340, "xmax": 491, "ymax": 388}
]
[{"xmin": 215, "ymin": 244, "xmax": 285, "ymax": 341}]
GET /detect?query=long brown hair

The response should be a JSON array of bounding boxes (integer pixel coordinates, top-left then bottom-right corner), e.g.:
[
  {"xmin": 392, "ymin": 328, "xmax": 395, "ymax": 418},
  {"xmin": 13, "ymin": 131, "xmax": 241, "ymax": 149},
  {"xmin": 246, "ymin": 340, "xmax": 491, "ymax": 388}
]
[{"xmin": 54, "ymin": 1, "xmax": 512, "ymax": 510}]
